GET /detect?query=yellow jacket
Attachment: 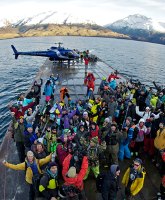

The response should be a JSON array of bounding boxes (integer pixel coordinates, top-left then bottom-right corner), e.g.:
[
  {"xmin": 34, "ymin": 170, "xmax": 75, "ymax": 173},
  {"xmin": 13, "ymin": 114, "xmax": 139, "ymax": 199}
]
[
  {"xmin": 122, "ymin": 167, "xmax": 146, "ymax": 196},
  {"xmin": 154, "ymin": 128, "xmax": 165, "ymax": 150},
  {"xmin": 150, "ymin": 96, "xmax": 158, "ymax": 108},
  {"xmin": 89, "ymin": 99, "xmax": 101, "ymax": 122},
  {"xmin": 4, "ymin": 154, "xmax": 51, "ymax": 184}
]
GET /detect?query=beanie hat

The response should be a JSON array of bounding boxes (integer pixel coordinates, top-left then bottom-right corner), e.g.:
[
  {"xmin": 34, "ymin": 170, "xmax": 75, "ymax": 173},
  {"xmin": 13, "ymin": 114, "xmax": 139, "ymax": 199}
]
[
  {"xmin": 27, "ymin": 123, "xmax": 33, "ymax": 128},
  {"xmin": 48, "ymin": 162, "xmax": 57, "ymax": 169},
  {"xmin": 139, "ymin": 118, "xmax": 145, "ymax": 123},
  {"xmin": 126, "ymin": 116, "xmax": 132, "ymax": 123},
  {"xmin": 91, "ymin": 136, "xmax": 99, "ymax": 144},
  {"xmin": 27, "ymin": 151, "xmax": 34, "ymax": 157},
  {"xmin": 111, "ymin": 122, "xmax": 117, "ymax": 128},
  {"xmin": 134, "ymin": 158, "xmax": 142, "ymax": 165},
  {"xmin": 83, "ymin": 111, "xmax": 88, "ymax": 116},
  {"xmin": 104, "ymin": 118, "xmax": 110, "ymax": 123},
  {"xmin": 19, "ymin": 116, "xmax": 24, "ymax": 119},
  {"xmin": 67, "ymin": 166, "xmax": 76, "ymax": 178}
]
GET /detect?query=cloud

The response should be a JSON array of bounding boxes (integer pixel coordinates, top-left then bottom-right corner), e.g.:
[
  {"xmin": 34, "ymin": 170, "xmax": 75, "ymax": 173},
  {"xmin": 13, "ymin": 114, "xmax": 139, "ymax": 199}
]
[{"xmin": 0, "ymin": 0, "xmax": 165, "ymax": 25}]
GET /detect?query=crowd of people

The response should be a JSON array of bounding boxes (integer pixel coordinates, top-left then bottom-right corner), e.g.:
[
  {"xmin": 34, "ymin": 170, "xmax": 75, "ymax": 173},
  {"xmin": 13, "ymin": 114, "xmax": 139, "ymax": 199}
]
[{"xmin": 2, "ymin": 57, "xmax": 165, "ymax": 200}]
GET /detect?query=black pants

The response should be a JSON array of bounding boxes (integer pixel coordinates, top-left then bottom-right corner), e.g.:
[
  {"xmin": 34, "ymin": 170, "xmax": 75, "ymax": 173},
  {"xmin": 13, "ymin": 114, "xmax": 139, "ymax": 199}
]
[
  {"xmin": 16, "ymin": 142, "xmax": 25, "ymax": 162},
  {"xmin": 29, "ymin": 184, "xmax": 35, "ymax": 200}
]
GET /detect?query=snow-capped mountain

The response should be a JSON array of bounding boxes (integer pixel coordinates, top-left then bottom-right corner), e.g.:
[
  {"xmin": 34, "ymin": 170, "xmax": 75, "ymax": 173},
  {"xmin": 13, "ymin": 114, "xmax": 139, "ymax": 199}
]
[
  {"xmin": 105, "ymin": 14, "xmax": 165, "ymax": 33},
  {"xmin": 0, "ymin": 11, "xmax": 96, "ymax": 27},
  {"xmin": 105, "ymin": 14, "xmax": 165, "ymax": 45}
]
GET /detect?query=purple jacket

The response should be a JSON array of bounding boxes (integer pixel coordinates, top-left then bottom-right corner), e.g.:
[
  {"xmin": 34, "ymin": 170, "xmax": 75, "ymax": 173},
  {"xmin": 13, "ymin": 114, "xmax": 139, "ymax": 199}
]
[{"xmin": 57, "ymin": 104, "xmax": 76, "ymax": 129}]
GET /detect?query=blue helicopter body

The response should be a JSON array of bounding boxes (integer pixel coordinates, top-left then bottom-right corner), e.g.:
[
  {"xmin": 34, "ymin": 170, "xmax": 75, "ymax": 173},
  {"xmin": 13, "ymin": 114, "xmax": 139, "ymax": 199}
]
[{"xmin": 11, "ymin": 43, "xmax": 79, "ymax": 61}]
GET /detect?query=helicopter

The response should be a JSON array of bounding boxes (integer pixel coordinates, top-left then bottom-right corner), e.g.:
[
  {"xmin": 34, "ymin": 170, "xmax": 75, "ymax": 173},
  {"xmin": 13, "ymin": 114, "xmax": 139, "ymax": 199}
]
[{"xmin": 11, "ymin": 42, "xmax": 80, "ymax": 64}]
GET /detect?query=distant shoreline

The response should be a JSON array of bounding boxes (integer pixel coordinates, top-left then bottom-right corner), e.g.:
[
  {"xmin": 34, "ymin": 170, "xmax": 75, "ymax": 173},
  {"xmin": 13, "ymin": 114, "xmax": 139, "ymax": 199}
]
[{"xmin": 0, "ymin": 34, "xmax": 164, "ymax": 46}]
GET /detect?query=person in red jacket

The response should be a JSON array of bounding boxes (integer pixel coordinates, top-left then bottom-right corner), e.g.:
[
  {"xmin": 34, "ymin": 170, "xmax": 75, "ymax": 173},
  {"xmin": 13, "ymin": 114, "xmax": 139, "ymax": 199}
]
[
  {"xmin": 84, "ymin": 72, "xmax": 95, "ymax": 97},
  {"xmin": 62, "ymin": 154, "xmax": 88, "ymax": 199},
  {"xmin": 108, "ymin": 71, "xmax": 120, "ymax": 83},
  {"xmin": 8, "ymin": 102, "xmax": 35, "ymax": 120},
  {"xmin": 89, "ymin": 122, "xmax": 100, "ymax": 143},
  {"xmin": 84, "ymin": 56, "xmax": 89, "ymax": 67}
]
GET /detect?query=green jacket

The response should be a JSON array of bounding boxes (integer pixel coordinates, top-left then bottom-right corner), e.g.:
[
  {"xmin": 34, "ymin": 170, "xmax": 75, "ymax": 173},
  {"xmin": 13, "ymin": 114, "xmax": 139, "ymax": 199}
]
[{"xmin": 13, "ymin": 117, "xmax": 25, "ymax": 143}]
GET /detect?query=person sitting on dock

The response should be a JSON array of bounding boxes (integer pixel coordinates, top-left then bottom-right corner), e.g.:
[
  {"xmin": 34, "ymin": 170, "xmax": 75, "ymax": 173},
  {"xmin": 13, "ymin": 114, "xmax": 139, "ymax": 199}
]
[{"xmin": 3, "ymin": 150, "xmax": 52, "ymax": 200}]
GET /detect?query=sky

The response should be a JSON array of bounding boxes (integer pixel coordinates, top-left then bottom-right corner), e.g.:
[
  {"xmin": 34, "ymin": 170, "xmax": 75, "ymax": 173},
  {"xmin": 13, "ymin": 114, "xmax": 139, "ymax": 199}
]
[{"xmin": 0, "ymin": 0, "xmax": 165, "ymax": 25}]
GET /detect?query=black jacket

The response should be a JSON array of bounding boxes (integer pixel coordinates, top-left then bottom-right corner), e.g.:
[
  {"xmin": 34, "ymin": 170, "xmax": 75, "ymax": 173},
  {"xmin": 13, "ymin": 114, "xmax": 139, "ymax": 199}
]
[{"xmin": 102, "ymin": 171, "xmax": 119, "ymax": 200}]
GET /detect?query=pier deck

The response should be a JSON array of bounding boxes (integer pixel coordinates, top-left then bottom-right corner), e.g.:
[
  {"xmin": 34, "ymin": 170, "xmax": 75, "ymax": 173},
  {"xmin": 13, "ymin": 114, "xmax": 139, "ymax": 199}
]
[{"xmin": 0, "ymin": 59, "xmax": 161, "ymax": 200}]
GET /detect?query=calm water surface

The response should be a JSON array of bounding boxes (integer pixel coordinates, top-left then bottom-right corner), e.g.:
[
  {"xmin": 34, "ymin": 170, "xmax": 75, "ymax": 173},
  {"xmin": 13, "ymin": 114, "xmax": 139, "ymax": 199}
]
[{"xmin": 0, "ymin": 36, "xmax": 165, "ymax": 144}]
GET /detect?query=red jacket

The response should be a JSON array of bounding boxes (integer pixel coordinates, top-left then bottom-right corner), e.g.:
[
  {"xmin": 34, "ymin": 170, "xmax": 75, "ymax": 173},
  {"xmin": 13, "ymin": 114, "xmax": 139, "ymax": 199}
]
[
  {"xmin": 62, "ymin": 154, "xmax": 88, "ymax": 190},
  {"xmin": 10, "ymin": 102, "xmax": 35, "ymax": 119},
  {"xmin": 84, "ymin": 57, "xmax": 89, "ymax": 65},
  {"xmin": 57, "ymin": 144, "xmax": 69, "ymax": 166},
  {"xmin": 108, "ymin": 74, "xmax": 120, "ymax": 82},
  {"xmin": 89, "ymin": 125, "xmax": 99, "ymax": 140},
  {"xmin": 84, "ymin": 73, "xmax": 95, "ymax": 91}
]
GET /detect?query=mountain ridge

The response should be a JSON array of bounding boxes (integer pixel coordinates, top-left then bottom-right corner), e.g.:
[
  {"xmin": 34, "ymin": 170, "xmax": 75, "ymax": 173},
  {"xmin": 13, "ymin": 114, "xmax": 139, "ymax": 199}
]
[
  {"xmin": 0, "ymin": 23, "xmax": 129, "ymax": 40},
  {"xmin": 105, "ymin": 14, "xmax": 165, "ymax": 45},
  {"xmin": 0, "ymin": 12, "xmax": 165, "ymax": 45}
]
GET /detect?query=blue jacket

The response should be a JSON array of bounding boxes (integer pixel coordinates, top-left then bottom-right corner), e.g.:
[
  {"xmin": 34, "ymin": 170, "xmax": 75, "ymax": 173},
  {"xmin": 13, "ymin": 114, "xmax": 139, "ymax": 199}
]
[{"xmin": 44, "ymin": 85, "xmax": 53, "ymax": 96}]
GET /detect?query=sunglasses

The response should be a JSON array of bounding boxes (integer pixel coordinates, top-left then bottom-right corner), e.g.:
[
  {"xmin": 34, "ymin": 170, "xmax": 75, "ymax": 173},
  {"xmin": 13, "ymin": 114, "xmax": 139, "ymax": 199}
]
[
  {"xmin": 134, "ymin": 163, "xmax": 140, "ymax": 167},
  {"xmin": 47, "ymin": 130, "xmax": 51, "ymax": 132}
]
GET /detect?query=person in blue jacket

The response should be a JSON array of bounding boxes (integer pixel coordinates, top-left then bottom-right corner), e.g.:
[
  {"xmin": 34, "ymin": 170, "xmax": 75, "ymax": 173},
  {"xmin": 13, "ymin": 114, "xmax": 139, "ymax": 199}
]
[
  {"xmin": 43, "ymin": 80, "xmax": 54, "ymax": 102},
  {"xmin": 118, "ymin": 117, "xmax": 138, "ymax": 161}
]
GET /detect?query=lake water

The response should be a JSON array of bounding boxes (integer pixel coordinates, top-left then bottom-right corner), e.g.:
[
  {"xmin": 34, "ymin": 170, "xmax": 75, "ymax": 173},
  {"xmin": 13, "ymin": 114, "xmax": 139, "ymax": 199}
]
[{"xmin": 0, "ymin": 36, "xmax": 165, "ymax": 144}]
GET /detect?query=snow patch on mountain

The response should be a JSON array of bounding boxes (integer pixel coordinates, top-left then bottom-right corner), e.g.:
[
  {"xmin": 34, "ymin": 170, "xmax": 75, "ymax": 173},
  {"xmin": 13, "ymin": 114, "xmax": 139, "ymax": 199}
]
[
  {"xmin": 0, "ymin": 11, "xmax": 96, "ymax": 27},
  {"xmin": 106, "ymin": 14, "xmax": 165, "ymax": 33}
]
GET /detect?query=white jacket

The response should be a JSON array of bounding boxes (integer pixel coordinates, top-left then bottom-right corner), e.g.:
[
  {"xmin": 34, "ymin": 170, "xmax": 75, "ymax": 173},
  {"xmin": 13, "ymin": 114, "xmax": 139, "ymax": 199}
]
[{"xmin": 135, "ymin": 106, "xmax": 160, "ymax": 122}]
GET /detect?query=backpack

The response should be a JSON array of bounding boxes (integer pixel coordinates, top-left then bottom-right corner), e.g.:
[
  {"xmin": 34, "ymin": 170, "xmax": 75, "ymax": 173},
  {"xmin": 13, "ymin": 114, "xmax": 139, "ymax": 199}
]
[{"xmin": 96, "ymin": 173, "xmax": 106, "ymax": 193}]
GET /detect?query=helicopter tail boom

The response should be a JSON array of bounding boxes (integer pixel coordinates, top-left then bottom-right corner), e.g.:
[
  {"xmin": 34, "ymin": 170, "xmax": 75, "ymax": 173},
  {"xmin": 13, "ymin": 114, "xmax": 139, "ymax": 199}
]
[{"xmin": 11, "ymin": 45, "xmax": 19, "ymax": 59}]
